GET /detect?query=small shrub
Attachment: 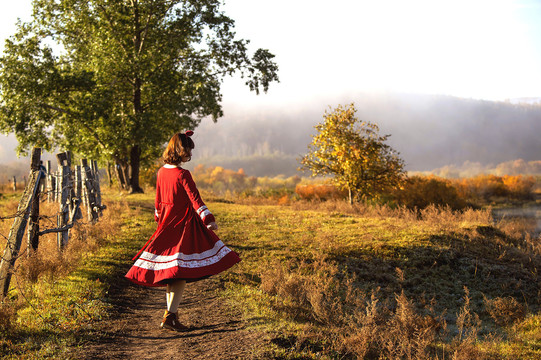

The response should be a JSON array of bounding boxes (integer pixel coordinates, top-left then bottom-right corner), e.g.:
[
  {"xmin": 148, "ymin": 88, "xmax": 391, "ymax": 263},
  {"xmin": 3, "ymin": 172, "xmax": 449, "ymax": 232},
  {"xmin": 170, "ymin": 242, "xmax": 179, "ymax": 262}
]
[
  {"xmin": 379, "ymin": 292, "xmax": 440, "ymax": 360},
  {"xmin": 393, "ymin": 175, "xmax": 467, "ymax": 210},
  {"xmin": 502, "ymin": 175, "xmax": 536, "ymax": 199},
  {"xmin": 483, "ymin": 295, "xmax": 526, "ymax": 326},
  {"xmin": 456, "ymin": 287, "xmax": 481, "ymax": 342},
  {"xmin": 295, "ymin": 183, "xmax": 347, "ymax": 201}
]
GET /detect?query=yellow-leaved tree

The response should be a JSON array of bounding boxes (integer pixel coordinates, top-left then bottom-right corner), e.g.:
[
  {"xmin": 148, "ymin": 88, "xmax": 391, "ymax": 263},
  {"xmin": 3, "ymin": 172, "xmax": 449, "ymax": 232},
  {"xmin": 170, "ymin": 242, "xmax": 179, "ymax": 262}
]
[{"xmin": 300, "ymin": 103, "xmax": 405, "ymax": 204}]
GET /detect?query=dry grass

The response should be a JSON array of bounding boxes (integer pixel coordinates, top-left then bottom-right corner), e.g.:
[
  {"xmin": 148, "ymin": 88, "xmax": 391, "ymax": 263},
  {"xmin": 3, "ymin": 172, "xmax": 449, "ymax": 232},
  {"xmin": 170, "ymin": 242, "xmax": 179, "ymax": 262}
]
[
  {"xmin": 483, "ymin": 295, "xmax": 526, "ymax": 327},
  {"xmin": 218, "ymin": 198, "xmax": 541, "ymax": 359},
  {"xmin": 5, "ymin": 198, "xmax": 129, "ymax": 287},
  {"xmin": 0, "ymin": 302, "xmax": 17, "ymax": 334},
  {"xmin": 0, "ymin": 191, "xmax": 131, "ymax": 344},
  {"xmin": 2, "ymin": 184, "xmax": 539, "ymax": 359},
  {"xmin": 258, "ymin": 257, "xmax": 447, "ymax": 359}
]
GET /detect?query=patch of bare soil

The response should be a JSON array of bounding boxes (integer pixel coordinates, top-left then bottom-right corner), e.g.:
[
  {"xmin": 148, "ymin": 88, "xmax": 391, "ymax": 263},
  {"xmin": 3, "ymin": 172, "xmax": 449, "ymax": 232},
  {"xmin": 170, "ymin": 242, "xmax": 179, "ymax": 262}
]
[{"xmin": 80, "ymin": 277, "xmax": 264, "ymax": 359}]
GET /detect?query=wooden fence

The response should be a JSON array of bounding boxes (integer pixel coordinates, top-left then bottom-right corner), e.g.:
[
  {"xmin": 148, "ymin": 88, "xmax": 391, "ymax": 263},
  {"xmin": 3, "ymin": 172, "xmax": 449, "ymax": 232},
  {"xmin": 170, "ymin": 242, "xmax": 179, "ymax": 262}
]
[{"xmin": 0, "ymin": 148, "xmax": 105, "ymax": 299}]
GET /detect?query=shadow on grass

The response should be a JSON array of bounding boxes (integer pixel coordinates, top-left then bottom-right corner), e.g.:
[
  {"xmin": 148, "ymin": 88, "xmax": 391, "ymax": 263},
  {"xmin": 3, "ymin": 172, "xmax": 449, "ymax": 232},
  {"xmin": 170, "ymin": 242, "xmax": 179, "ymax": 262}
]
[{"xmin": 328, "ymin": 227, "xmax": 540, "ymax": 319}]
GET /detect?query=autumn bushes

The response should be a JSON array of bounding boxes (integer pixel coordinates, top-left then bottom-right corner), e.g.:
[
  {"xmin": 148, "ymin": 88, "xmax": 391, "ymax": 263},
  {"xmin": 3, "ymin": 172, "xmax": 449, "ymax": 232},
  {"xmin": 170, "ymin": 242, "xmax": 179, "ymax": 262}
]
[
  {"xmin": 294, "ymin": 183, "xmax": 348, "ymax": 201},
  {"xmin": 294, "ymin": 174, "xmax": 537, "ymax": 208},
  {"xmin": 394, "ymin": 174, "xmax": 537, "ymax": 209},
  {"xmin": 188, "ymin": 164, "xmax": 538, "ymax": 209},
  {"xmin": 325, "ymin": 173, "xmax": 537, "ymax": 209},
  {"xmin": 191, "ymin": 164, "xmax": 302, "ymax": 199}
]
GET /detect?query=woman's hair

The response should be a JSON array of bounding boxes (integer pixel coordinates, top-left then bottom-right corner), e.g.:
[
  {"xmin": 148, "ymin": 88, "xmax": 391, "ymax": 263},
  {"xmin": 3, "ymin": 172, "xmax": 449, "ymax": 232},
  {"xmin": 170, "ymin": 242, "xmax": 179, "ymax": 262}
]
[{"xmin": 162, "ymin": 132, "xmax": 195, "ymax": 165}]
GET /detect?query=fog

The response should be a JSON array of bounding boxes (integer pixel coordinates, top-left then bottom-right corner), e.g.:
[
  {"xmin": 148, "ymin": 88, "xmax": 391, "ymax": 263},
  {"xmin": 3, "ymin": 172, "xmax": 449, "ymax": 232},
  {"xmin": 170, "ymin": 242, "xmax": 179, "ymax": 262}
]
[
  {"xmin": 2, "ymin": 92, "xmax": 541, "ymax": 178},
  {"xmin": 185, "ymin": 92, "xmax": 541, "ymax": 176}
]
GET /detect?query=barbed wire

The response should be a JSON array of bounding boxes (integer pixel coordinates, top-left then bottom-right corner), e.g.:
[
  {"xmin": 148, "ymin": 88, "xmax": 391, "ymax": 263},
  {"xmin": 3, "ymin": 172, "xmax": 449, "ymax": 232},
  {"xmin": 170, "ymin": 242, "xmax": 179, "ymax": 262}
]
[
  {"xmin": 1, "ymin": 162, "xmax": 103, "ymax": 301},
  {"xmin": 0, "ymin": 209, "xmax": 28, "ymax": 221}
]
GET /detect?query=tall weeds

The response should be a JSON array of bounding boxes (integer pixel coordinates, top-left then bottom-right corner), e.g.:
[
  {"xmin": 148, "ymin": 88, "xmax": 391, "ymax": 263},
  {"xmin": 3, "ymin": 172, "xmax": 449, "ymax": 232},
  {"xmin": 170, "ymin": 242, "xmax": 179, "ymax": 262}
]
[
  {"xmin": 259, "ymin": 258, "xmax": 448, "ymax": 359},
  {"xmin": 235, "ymin": 199, "xmax": 540, "ymax": 359},
  {"xmin": 0, "ymin": 195, "xmax": 129, "ymax": 334}
]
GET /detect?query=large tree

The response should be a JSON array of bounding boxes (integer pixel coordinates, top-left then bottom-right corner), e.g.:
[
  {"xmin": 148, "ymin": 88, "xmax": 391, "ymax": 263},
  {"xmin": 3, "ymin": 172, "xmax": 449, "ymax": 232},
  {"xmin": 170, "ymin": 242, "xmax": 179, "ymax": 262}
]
[
  {"xmin": 0, "ymin": 0, "xmax": 279, "ymax": 192},
  {"xmin": 300, "ymin": 103, "xmax": 405, "ymax": 204}
]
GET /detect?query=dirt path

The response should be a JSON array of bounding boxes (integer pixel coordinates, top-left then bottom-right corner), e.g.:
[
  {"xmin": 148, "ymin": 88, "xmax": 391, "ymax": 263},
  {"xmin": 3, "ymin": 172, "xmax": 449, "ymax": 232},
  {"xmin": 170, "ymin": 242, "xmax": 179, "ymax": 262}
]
[{"xmin": 81, "ymin": 277, "xmax": 264, "ymax": 359}]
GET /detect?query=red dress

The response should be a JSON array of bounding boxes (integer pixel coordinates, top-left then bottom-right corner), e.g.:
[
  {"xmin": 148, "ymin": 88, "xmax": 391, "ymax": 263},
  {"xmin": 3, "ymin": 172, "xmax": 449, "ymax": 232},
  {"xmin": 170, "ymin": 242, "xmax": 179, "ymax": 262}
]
[{"xmin": 125, "ymin": 165, "xmax": 241, "ymax": 287}]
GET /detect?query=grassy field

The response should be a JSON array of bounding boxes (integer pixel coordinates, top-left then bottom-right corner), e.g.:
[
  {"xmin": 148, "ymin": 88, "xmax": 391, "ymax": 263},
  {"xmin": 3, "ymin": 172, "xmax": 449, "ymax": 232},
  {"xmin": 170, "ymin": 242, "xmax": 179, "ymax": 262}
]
[
  {"xmin": 0, "ymin": 188, "xmax": 540, "ymax": 359},
  {"xmin": 213, "ymin": 199, "xmax": 541, "ymax": 359}
]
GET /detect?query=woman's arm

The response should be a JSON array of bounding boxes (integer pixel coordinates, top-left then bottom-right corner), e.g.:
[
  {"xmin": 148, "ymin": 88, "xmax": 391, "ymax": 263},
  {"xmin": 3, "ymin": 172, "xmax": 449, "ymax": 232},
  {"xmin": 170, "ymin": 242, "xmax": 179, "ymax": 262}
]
[
  {"xmin": 154, "ymin": 172, "xmax": 161, "ymax": 222},
  {"xmin": 180, "ymin": 170, "xmax": 216, "ymax": 227}
]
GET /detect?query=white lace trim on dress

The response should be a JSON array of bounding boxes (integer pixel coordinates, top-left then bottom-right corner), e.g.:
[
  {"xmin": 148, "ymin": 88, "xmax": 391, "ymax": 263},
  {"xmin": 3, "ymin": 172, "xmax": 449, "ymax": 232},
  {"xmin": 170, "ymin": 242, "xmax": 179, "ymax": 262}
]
[{"xmin": 134, "ymin": 244, "xmax": 231, "ymax": 270}]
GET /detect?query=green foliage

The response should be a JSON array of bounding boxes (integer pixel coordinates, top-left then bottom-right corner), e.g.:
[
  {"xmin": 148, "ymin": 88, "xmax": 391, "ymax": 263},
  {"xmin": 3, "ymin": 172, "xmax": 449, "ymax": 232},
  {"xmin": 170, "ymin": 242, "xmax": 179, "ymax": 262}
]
[
  {"xmin": 300, "ymin": 103, "xmax": 405, "ymax": 203},
  {"xmin": 0, "ymin": 0, "xmax": 278, "ymax": 191}
]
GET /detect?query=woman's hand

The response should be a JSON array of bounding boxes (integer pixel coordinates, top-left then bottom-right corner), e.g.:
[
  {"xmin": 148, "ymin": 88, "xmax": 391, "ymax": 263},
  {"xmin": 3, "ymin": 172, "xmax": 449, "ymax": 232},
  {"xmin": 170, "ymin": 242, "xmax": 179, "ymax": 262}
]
[{"xmin": 207, "ymin": 222, "xmax": 218, "ymax": 231}]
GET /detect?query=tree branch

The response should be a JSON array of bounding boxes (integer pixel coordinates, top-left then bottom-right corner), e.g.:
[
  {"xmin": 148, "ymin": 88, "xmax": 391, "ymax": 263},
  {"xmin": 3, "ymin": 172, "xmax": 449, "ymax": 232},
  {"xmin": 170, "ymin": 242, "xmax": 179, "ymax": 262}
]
[
  {"xmin": 96, "ymin": 4, "xmax": 130, "ymax": 58},
  {"xmin": 38, "ymin": 103, "xmax": 108, "ymax": 150}
]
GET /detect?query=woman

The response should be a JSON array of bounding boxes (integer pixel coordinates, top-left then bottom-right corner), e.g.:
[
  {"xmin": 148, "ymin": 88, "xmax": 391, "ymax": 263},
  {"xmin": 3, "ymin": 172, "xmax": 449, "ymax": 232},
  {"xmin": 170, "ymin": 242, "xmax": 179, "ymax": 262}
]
[{"xmin": 125, "ymin": 130, "xmax": 241, "ymax": 331}]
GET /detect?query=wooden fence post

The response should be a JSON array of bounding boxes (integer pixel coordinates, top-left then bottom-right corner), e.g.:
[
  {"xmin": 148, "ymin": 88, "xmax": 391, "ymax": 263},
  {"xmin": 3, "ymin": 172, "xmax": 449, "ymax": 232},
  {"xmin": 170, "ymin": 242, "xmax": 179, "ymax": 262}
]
[
  {"xmin": 0, "ymin": 148, "xmax": 42, "ymax": 299},
  {"xmin": 82, "ymin": 159, "xmax": 99, "ymax": 223},
  {"xmin": 74, "ymin": 165, "xmax": 82, "ymax": 200},
  {"xmin": 27, "ymin": 164, "xmax": 44, "ymax": 257},
  {"xmin": 46, "ymin": 161, "xmax": 54, "ymax": 203},
  {"xmin": 55, "ymin": 172, "xmax": 61, "ymax": 204},
  {"xmin": 81, "ymin": 159, "xmax": 88, "ymax": 209},
  {"xmin": 56, "ymin": 152, "xmax": 72, "ymax": 250},
  {"xmin": 12, "ymin": 176, "xmax": 16, "ymax": 191},
  {"xmin": 92, "ymin": 160, "xmax": 103, "ymax": 217}
]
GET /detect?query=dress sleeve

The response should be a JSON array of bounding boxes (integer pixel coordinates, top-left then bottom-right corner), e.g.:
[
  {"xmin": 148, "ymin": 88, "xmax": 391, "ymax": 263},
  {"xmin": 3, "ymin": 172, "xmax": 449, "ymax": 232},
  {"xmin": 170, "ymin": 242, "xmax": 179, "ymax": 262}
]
[
  {"xmin": 180, "ymin": 170, "xmax": 216, "ymax": 225},
  {"xmin": 154, "ymin": 172, "xmax": 161, "ymax": 222}
]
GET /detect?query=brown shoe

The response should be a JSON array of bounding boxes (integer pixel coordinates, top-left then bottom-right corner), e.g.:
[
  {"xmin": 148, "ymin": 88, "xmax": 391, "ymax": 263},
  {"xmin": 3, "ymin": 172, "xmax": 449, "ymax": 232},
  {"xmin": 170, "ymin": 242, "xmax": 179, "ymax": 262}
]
[
  {"xmin": 159, "ymin": 310, "xmax": 179, "ymax": 327},
  {"xmin": 160, "ymin": 311, "xmax": 188, "ymax": 332},
  {"xmin": 159, "ymin": 310, "xmax": 168, "ymax": 328}
]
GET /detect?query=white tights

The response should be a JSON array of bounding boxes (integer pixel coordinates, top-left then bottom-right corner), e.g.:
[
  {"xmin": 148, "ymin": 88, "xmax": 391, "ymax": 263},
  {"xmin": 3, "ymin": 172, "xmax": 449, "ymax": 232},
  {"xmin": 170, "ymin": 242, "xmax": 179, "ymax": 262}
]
[{"xmin": 166, "ymin": 280, "xmax": 186, "ymax": 313}]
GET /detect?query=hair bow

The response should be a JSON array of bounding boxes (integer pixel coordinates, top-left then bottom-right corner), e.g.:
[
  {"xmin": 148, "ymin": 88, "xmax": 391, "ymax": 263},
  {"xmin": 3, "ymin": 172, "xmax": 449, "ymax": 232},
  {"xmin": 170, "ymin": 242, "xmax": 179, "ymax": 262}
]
[{"xmin": 185, "ymin": 130, "xmax": 194, "ymax": 137}]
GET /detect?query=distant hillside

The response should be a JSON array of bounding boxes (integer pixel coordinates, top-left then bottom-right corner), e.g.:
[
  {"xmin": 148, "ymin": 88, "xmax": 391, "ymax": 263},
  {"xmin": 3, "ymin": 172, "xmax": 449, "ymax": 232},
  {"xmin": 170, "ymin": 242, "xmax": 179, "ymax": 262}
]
[
  {"xmin": 186, "ymin": 92, "xmax": 541, "ymax": 176},
  {"xmin": 412, "ymin": 159, "xmax": 541, "ymax": 178},
  {"xmin": 2, "ymin": 92, "xmax": 541, "ymax": 178},
  {"xmin": 508, "ymin": 97, "xmax": 541, "ymax": 105}
]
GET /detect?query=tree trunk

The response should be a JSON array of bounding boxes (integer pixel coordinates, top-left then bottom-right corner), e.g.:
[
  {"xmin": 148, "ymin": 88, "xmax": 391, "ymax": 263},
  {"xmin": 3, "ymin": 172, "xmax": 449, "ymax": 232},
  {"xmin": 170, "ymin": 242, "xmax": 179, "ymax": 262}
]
[
  {"xmin": 114, "ymin": 161, "xmax": 129, "ymax": 190},
  {"xmin": 348, "ymin": 187, "xmax": 353, "ymax": 205},
  {"xmin": 129, "ymin": 145, "xmax": 144, "ymax": 193},
  {"xmin": 129, "ymin": 2, "xmax": 144, "ymax": 195},
  {"xmin": 106, "ymin": 162, "xmax": 114, "ymax": 187}
]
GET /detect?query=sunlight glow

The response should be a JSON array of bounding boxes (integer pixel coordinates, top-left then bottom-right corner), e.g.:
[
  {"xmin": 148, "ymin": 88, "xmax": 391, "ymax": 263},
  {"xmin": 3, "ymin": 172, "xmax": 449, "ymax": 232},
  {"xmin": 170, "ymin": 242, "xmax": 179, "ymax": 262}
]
[{"xmin": 221, "ymin": 0, "xmax": 541, "ymax": 103}]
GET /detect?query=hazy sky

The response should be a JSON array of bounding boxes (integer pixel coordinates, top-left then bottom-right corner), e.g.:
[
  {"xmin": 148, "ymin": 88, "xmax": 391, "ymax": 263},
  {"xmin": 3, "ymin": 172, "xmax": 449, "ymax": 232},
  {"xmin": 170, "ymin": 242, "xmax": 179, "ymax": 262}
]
[
  {"xmin": 2, "ymin": 0, "xmax": 541, "ymax": 105},
  {"xmin": 1, "ymin": 0, "xmax": 541, "ymax": 161},
  {"xmin": 220, "ymin": 0, "xmax": 541, "ymax": 105}
]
